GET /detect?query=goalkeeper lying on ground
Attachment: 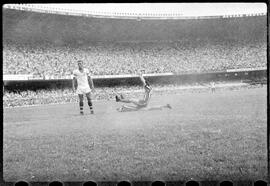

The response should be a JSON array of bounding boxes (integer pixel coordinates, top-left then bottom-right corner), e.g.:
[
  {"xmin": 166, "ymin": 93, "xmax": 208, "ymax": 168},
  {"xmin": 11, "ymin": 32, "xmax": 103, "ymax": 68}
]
[{"xmin": 115, "ymin": 74, "xmax": 172, "ymax": 112}]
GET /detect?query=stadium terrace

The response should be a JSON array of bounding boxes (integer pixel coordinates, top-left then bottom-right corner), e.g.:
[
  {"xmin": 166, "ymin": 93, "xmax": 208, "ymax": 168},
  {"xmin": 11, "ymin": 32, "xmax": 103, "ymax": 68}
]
[{"xmin": 2, "ymin": 4, "xmax": 268, "ymax": 183}]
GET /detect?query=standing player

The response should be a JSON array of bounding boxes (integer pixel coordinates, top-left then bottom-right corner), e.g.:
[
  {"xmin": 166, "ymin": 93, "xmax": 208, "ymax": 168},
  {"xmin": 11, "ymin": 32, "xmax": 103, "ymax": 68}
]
[
  {"xmin": 210, "ymin": 81, "xmax": 216, "ymax": 93},
  {"xmin": 115, "ymin": 74, "xmax": 171, "ymax": 112},
  {"xmin": 72, "ymin": 60, "xmax": 95, "ymax": 115}
]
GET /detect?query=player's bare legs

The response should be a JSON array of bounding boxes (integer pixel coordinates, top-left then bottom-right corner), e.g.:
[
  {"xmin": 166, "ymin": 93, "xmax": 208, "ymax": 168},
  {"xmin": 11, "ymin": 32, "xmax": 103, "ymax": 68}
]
[
  {"xmin": 117, "ymin": 104, "xmax": 141, "ymax": 112},
  {"xmin": 115, "ymin": 74, "xmax": 172, "ymax": 112},
  {"xmin": 78, "ymin": 94, "xmax": 84, "ymax": 115},
  {"xmin": 116, "ymin": 95, "xmax": 145, "ymax": 107},
  {"xmin": 73, "ymin": 60, "xmax": 95, "ymax": 115},
  {"xmin": 118, "ymin": 104, "xmax": 171, "ymax": 112},
  {"xmin": 143, "ymin": 104, "xmax": 172, "ymax": 111},
  {"xmin": 86, "ymin": 92, "xmax": 94, "ymax": 114}
]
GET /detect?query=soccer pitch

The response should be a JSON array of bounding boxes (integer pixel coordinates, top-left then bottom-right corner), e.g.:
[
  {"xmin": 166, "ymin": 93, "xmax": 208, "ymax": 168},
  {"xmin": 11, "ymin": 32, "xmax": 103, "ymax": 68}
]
[{"xmin": 3, "ymin": 87, "xmax": 267, "ymax": 181}]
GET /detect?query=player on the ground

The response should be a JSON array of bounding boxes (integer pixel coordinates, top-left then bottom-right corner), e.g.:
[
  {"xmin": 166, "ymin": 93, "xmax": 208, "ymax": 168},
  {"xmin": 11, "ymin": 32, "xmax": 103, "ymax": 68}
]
[
  {"xmin": 72, "ymin": 60, "xmax": 95, "ymax": 115},
  {"xmin": 115, "ymin": 74, "xmax": 172, "ymax": 112}
]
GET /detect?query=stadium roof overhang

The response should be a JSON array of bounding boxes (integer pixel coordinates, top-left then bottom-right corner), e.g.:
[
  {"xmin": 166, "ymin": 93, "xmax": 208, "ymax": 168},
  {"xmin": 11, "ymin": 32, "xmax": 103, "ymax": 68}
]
[{"xmin": 3, "ymin": 4, "xmax": 267, "ymax": 20}]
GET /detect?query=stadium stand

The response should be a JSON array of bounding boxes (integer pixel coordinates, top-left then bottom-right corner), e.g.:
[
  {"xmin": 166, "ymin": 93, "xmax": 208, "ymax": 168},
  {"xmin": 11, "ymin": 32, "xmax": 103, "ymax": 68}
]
[
  {"xmin": 3, "ymin": 8, "xmax": 266, "ymax": 76},
  {"xmin": 3, "ymin": 39, "xmax": 267, "ymax": 76},
  {"xmin": 2, "ymin": 7, "xmax": 267, "ymax": 107}
]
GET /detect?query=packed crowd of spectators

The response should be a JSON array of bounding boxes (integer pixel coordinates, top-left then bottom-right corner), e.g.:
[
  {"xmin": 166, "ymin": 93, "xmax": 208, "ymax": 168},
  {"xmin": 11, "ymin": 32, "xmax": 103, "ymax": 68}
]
[
  {"xmin": 3, "ymin": 87, "xmax": 132, "ymax": 107},
  {"xmin": 3, "ymin": 39, "xmax": 266, "ymax": 77},
  {"xmin": 3, "ymin": 39, "xmax": 266, "ymax": 107},
  {"xmin": 4, "ymin": 82, "xmax": 264, "ymax": 107}
]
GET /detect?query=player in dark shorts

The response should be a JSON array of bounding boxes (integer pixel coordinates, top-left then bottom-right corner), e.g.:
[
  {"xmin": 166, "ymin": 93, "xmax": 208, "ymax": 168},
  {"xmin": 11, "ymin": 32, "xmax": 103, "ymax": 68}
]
[{"xmin": 115, "ymin": 75, "xmax": 171, "ymax": 112}]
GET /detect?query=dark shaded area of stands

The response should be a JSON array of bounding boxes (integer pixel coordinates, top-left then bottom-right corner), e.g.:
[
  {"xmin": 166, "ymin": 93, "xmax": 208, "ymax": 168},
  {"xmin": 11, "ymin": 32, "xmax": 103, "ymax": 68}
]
[
  {"xmin": 3, "ymin": 9, "xmax": 266, "ymax": 44},
  {"xmin": 4, "ymin": 70, "xmax": 266, "ymax": 92}
]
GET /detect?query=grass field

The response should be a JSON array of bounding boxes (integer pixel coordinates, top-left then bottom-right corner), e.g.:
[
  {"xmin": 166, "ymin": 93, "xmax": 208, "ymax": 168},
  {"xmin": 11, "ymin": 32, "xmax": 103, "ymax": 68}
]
[{"xmin": 3, "ymin": 87, "xmax": 267, "ymax": 182}]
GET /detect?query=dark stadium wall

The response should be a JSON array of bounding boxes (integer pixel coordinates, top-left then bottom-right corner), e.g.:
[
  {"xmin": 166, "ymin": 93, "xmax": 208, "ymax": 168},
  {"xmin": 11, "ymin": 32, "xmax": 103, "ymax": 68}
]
[
  {"xmin": 3, "ymin": 9, "xmax": 267, "ymax": 44},
  {"xmin": 4, "ymin": 70, "xmax": 267, "ymax": 92}
]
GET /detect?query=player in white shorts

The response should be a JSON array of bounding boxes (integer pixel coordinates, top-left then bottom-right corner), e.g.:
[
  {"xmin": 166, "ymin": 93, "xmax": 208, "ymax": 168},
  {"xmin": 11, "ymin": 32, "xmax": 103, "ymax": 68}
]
[
  {"xmin": 210, "ymin": 81, "xmax": 216, "ymax": 93},
  {"xmin": 72, "ymin": 60, "xmax": 95, "ymax": 115},
  {"xmin": 115, "ymin": 75, "xmax": 172, "ymax": 112}
]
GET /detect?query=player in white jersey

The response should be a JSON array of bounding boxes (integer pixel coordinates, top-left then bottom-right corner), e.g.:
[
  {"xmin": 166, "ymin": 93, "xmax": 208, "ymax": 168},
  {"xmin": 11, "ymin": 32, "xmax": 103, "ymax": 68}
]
[
  {"xmin": 115, "ymin": 75, "xmax": 172, "ymax": 112},
  {"xmin": 210, "ymin": 81, "xmax": 216, "ymax": 93},
  {"xmin": 72, "ymin": 60, "xmax": 95, "ymax": 115}
]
